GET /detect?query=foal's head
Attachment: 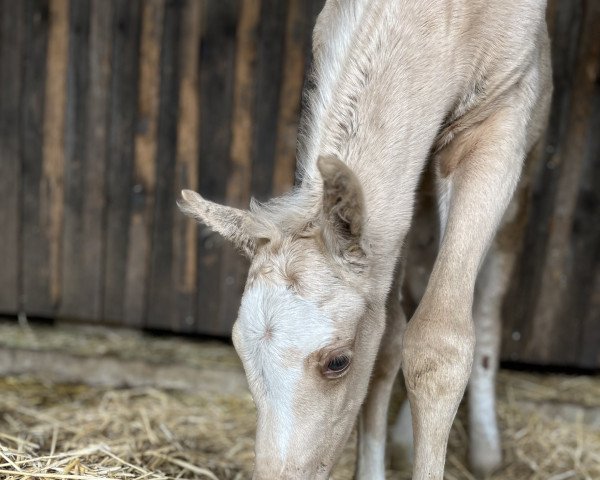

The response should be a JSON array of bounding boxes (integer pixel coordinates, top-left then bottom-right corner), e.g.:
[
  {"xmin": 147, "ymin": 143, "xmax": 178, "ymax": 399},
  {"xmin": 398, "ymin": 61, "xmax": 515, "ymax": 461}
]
[{"xmin": 179, "ymin": 156, "xmax": 386, "ymax": 478}]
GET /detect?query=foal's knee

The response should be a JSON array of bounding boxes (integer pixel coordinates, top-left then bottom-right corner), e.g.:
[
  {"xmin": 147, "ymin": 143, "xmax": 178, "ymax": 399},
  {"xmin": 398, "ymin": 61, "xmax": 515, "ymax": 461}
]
[
  {"xmin": 402, "ymin": 316, "xmax": 475, "ymax": 400},
  {"xmin": 400, "ymin": 314, "xmax": 475, "ymax": 479}
]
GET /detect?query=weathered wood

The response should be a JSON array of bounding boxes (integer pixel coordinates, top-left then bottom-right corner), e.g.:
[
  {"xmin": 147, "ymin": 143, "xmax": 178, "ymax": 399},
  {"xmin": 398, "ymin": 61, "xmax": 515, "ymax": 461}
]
[
  {"xmin": 502, "ymin": 0, "xmax": 580, "ymax": 363},
  {"xmin": 502, "ymin": 0, "xmax": 600, "ymax": 367},
  {"xmin": 272, "ymin": 0, "xmax": 309, "ymax": 196},
  {"xmin": 0, "ymin": 1, "xmax": 24, "ymax": 313},
  {"xmin": 75, "ymin": 0, "xmax": 112, "ymax": 318},
  {"xmin": 21, "ymin": 0, "xmax": 51, "ymax": 316},
  {"xmin": 171, "ymin": 0, "xmax": 202, "ymax": 333},
  {"xmin": 529, "ymin": 0, "xmax": 598, "ymax": 365},
  {"xmin": 196, "ymin": 0, "xmax": 238, "ymax": 335},
  {"xmin": 103, "ymin": 0, "xmax": 141, "ymax": 322},
  {"xmin": 61, "ymin": 0, "xmax": 92, "ymax": 318},
  {"xmin": 0, "ymin": 0, "xmax": 597, "ymax": 367},
  {"xmin": 146, "ymin": 0, "xmax": 183, "ymax": 330},
  {"xmin": 217, "ymin": 0, "xmax": 262, "ymax": 334},
  {"xmin": 575, "ymin": 60, "xmax": 600, "ymax": 368},
  {"xmin": 249, "ymin": 0, "xmax": 287, "ymax": 201},
  {"xmin": 293, "ymin": 0, "xmax": 325, "ymax": 187},
  {"xmin": 580, "ymin": 269, "xmax": 600, "ymax": 368},
  {"xmin": 124, "ymin": 0, "xmax": 164, "ymax": 328},
  {"xmin": 61, "ymin": 0, "xmax": 90, "ymax": 313},
  {"xmin": 43, "ymin": 0, "xmax": 68, "ymax": 311},
  {"xmin": 61, "ymin": 0, "xmax": 112, "ymax": 319}
]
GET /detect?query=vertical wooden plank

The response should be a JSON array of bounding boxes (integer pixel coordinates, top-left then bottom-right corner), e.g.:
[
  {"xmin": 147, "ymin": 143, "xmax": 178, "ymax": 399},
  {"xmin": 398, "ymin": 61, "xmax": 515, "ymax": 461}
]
[
  {"xmin": 171, "ymin": 0, "xmax": 202, "ymax": 333},
  {"xmin": 572, "ymin": 29, "xmax": 600, "ymax": 368},
  {"xmin": 43, "ymin": 0, "xmax": 68, "ymax": 311},
  {"xmin": 61, "ymin": 0, "xmax": 112, "ymax": 320},
  {"xmin": 249, "ymin": 0, "xmax": 287, "ymax": 201},
  {"xmin": 146, "ymin": 0, "xmax": 183, "ymax": 330},
  {"xmin": 61, "ymin": 0, "xmax": 91, "ymax": 318},
  {"xmin": 0, "ymin": 1, "xmax": 24, "ymax": 313},
  {"xmin": 82, "ymin": 0, "xmax": 112, "ymax": 318},
  {"xmin": 196, "ymin": 0, "xmax": 238, "ymax": 335},
  {"xmin": 103, "ymin": 0, "xmax": 141, "ymax": 322},
  {"xmin": 291, "ymin": 0, "xmax": 325, "ymax": 187},
  {"xmin": 21, "ymin": 0, "xmax": 51, "ymax": 316},
  {"xmin": 523, "ymin": 0, "xmax": 599, "ymax": 365},
  {"xmin": 217, "ymin": 0, "xmax": 262, "ymax": 334},
  {"xmin": 579, "ymin": 269, "xmax": 600, "ymax": 368},
  {"xmin": 501, "ymin": 0, "xmax": 584, "ymax": 364},
  {"xmin": 272, "ymin": 0, "xmax": 309, "ymax": 196},
  {"xmin": 124, "ymin": 0, "xmax": 164, "ymax": 327},
  {"xmin": 58, "ymin": 0, "xmax": 86, "ymax": 318}
]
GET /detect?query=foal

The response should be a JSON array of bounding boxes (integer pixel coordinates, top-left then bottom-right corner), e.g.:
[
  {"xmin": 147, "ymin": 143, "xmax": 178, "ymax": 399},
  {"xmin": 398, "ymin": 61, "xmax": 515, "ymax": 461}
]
[{"xmin": 179, "ymin": 0, "xmax": 552, "ymax": 478}]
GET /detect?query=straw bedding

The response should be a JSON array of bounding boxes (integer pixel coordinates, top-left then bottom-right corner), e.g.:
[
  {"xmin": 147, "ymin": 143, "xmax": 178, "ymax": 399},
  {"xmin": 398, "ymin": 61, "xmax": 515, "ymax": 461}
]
[{"xmin": 1, "ymin": 370, "xmax": 599, "ymax": 480}]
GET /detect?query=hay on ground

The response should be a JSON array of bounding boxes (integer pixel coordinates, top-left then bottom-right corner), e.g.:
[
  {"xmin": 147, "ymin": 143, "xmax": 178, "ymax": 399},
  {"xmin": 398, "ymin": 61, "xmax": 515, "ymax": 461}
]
[{"xmin": 0, "ymin": 371, "xmax": 599, "ymax": 480}]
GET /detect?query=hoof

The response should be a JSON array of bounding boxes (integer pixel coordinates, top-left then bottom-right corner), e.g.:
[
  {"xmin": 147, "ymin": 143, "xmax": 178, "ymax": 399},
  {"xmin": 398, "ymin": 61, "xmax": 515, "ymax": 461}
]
[
  {"xmin": 469, "ymin": 446, "xmax": 502, "ymax": 479},
  {"xmin": 389, "ymin": 440, "xmax": 414, "ymax": 471}
]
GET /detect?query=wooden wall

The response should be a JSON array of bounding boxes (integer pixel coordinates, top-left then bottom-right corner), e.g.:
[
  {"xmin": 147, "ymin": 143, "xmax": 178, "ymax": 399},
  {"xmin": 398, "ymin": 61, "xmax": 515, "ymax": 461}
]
[
  {"xmin": 0, "ymin": 0, "xmax": 323, "ymax": 335},
  {"xmin": 501, "ymin": 0, "xmax": 600, "ymax": 369},
  {"xmin": 0, "ymin": 0, "xmax": 598, "ymax": 368}
]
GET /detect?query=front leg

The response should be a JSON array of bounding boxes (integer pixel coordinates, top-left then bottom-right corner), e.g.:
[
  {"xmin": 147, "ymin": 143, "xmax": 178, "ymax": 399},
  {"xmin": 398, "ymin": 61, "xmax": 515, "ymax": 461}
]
[
  {"xmin": 356, "ymin": 270, "xmax": 406, "ymax": 480},
  {"xmin": 402, "ymin": 95, "xmax": 536, "ymax": 479}
]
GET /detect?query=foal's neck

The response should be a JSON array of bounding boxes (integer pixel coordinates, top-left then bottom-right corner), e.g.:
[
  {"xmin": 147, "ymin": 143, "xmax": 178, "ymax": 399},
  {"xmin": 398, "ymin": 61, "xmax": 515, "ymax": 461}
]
[{"xmin": 297, "ymin": 0, "xmax": 458, "ymax": 274}]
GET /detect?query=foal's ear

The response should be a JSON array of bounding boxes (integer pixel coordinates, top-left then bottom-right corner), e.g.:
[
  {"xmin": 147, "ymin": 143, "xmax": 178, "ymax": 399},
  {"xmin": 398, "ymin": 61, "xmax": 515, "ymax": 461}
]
[
  {"xmin": 317, "ymin": 156, "xmax": 365, "ymax": 261},
  {"xmin": 177, "ymin": 189, "xmax": 259, "ymax": 258}
]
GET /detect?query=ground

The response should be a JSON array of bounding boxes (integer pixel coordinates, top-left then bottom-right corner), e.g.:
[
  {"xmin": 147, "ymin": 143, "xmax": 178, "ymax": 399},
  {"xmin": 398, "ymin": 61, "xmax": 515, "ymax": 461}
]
[{"xmin": 0, "ymin": 321, "xmax": 599, "ymax": 479}]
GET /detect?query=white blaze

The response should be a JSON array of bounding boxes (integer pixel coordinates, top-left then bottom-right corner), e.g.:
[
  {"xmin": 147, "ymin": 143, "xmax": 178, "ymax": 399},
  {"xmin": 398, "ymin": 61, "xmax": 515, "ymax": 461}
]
[{"xmin": 237, "ymin": 283, "xmax": 334, "ymax": 459}]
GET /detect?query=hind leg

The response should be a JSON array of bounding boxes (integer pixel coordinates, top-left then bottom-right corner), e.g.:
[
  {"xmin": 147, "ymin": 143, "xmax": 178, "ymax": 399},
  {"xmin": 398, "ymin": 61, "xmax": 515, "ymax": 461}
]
[
  {"xmin": 468, "ymin": 245, "xmax": 509, "ymax": 477},
  {"xmin": 356, "ymin": 267, "xmax": 407, "ymax": 480},
  {"xmin": 389, "ymin": 390, "xmax": 414, "ymax": 470}
]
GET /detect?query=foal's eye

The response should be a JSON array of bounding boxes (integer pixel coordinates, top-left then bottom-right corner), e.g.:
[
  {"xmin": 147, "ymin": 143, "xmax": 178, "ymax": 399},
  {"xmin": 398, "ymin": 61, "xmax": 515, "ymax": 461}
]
[{"xmin": 323, "ymin": 354, "xmax": 351, "ymax": 378}]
